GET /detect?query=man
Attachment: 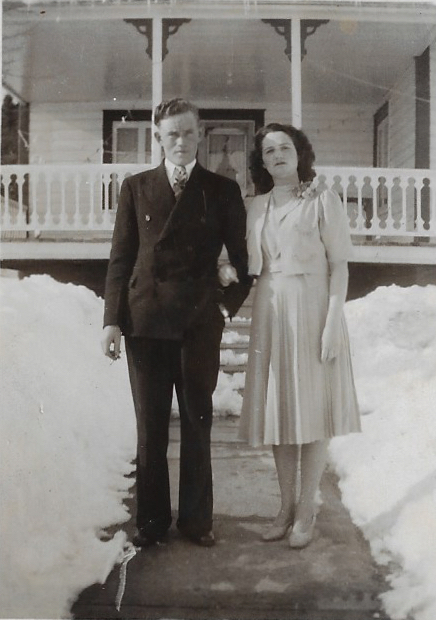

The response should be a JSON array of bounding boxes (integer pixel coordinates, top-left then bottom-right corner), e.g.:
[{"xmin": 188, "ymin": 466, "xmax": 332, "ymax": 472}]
[{"xmin": 102, "ymin": 99, "xmax": 251, "ymax": 548}]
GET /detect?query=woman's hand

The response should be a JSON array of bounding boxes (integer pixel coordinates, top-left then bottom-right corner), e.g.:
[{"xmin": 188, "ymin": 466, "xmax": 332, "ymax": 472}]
[
  {"xmin": 321, "ymin": 260, "xmax": 348, "ymax": 362},
  {"xmin": 218, "ymin": 263, "xmax": 239, "ymax": 287},
  {"xmin": 321, "ymin": 321, "xmax": 340, "ymax": 362}
]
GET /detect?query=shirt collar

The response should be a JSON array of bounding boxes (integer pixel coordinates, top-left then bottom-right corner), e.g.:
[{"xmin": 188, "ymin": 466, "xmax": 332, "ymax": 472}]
[{"xmin": 164, "ymin": 158, "xmax": 196, "ymax": 182}]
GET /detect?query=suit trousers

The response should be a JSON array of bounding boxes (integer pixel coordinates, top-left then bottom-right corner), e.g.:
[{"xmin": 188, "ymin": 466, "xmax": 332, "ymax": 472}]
[{"xmin": 125, "ymin": 309, "xmax": 224, "ymax": 540}]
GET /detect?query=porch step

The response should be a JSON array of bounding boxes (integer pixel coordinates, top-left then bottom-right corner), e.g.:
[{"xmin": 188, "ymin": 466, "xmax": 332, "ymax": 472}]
[{"xmin": 220, "ymin": 288, "xmax": 253, "ymax": 375}]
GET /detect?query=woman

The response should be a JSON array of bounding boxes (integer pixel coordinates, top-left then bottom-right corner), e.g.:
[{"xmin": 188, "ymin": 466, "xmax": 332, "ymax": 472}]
[{"xmin": 238, "ymin": 123, "xmax": 361, "ymax": 548}]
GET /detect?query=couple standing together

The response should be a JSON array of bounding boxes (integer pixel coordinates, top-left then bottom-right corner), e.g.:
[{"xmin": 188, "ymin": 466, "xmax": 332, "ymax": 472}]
[{"xmin": 102, "ymin": 98, "xmax": 361, "ymax": 551}]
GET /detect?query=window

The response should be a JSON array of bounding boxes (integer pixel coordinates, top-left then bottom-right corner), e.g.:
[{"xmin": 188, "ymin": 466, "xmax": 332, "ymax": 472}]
[{"xmin": 103, "ymin": 110, "xmax": 152, "ymax": 164}]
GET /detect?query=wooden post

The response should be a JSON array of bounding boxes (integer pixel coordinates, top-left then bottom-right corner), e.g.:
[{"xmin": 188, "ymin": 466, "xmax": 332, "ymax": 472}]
[
  {"xmin": 152, "ymin": 17, "xmax": 163, "ymax": 166},
  {"xmin": 291, "ymin": 18, "xmax": 302, "ymax": 129},
  {"xmin": 0, "ymin": 0, "xmax": 3, "ymax": 161}
]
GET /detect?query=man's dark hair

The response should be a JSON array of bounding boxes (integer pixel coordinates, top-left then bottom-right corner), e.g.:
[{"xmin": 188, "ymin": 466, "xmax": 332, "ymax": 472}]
[
  {"xmin": 153, "ymin": 98, "xmax": 200, "ymax": 126},
  {"xmin": 250, "ymin": 123, "xmax": 316, "ymax": 195}
]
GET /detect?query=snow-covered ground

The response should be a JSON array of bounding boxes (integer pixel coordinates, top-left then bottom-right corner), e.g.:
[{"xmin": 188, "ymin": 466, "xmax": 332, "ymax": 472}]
[
  {"xmin": 332, "ymin": 284, "xmax": 436, "ymax": 620},
  {"xmin": 1, "ymin": 273, "xmax": 436, "ymax": 620}
]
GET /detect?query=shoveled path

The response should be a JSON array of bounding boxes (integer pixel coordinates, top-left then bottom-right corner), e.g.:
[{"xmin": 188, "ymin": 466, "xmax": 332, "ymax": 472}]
[{"xmin": 72, "ymin": 418, "xmax": 390, "ymax": 620}]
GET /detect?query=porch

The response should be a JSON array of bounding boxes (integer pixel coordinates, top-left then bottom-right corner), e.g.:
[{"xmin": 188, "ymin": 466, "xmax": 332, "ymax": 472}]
[{"xmin": 1, "ymin": 163, "xmax": 435, "ymax": 263}]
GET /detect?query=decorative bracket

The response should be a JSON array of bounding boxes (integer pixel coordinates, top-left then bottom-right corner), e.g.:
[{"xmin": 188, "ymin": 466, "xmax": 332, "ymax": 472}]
[
  {"xmin": 124, "ymin": 18, "xmax": 191, "ymax": 60},
  {"xmin": 125, "ymin": 19, "xmax": 153, "ymax": 58},
  {"xmin": 262, "ymin": 19, "xmax": 329, "ymax": 62}
]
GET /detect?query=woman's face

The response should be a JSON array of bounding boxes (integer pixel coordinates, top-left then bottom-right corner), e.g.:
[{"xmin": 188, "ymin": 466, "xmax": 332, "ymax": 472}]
[{"xmin": 261, "ymin": 131, "xmax": 299, "ymax": 185}]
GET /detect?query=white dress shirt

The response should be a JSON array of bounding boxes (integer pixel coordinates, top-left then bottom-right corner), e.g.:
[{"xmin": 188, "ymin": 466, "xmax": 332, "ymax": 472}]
[{"xmin": 164, "ymin": 158, "xmax": 196, "ymax": 185}]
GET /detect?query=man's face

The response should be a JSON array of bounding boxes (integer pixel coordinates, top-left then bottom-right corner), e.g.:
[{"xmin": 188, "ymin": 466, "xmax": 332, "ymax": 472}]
[{"xmin": 155, "ymin": 111, "xmax": 203, "ymax": 166}]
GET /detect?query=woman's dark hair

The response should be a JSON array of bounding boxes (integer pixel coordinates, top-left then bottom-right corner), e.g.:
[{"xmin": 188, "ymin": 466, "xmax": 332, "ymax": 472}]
[{"xmin": 249, "ymin": 123, "xmax": 316, "ymax": 195}]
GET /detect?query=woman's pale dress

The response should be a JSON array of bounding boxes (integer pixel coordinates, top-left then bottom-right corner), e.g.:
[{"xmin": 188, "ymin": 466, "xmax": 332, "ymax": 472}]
[{"xmin": 239, "ymin": 187, "xmax": 361, "ymax": 447}]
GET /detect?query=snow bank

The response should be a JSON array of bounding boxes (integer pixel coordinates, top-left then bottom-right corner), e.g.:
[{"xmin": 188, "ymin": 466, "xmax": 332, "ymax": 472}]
[
  {"xmin": 0, "ymin": 275, "xmax": 136, "ymax": 618},
  {"xmin": 330, "ymin": 284, "xmax": 436, "ymax": 620}
]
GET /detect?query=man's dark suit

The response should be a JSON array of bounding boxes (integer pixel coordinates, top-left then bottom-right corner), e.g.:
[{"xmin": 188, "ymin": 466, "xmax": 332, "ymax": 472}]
[{"xmin": 104, "ymin": 161, "xmax": 251, "ymax": 540}]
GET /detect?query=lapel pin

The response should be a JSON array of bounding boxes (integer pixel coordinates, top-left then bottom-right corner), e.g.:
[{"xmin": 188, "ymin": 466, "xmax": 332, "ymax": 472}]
[{"xmin": 145, "ymin": 214, "xmax": 151, "ymax": 222}]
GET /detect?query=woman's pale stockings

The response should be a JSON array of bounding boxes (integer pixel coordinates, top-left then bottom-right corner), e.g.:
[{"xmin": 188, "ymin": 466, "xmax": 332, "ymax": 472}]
[
  {"xmin": 272, "ymin": 439, "xmax": 329, "ymax": 530},
  {"xmin": 272, "ymin": 444, "xmax": 299, "ymax": 527}
]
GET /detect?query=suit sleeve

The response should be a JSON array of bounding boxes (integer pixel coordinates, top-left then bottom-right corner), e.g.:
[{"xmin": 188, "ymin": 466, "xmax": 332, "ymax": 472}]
[
  {"xmin": 220, "ymin": 181, "xmax": 253, "ymax": 317},
  {"xmin": 103, "ymin": 178, "xmax": 139, "ymax": 328}
]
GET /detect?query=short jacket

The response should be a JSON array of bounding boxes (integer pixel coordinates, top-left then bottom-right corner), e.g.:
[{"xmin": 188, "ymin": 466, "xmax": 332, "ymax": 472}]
[{"xmin": 246, "ymin": 188, "xmax": 353, "ymax": 276}]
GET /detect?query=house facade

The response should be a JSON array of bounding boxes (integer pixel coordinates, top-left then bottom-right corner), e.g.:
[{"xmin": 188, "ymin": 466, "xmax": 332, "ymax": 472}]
[{"xmin": 1, "ymin": 0, "xmax": 436, "ymax": 264}]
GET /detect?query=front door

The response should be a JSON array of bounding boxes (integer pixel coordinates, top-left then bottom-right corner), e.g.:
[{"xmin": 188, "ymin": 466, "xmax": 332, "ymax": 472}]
[{"xmin": 198, "ymin": 121, "xmax": 254, "ymax": 197}]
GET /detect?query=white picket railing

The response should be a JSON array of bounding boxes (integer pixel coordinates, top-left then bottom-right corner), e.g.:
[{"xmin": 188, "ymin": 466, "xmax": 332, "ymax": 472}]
[
  {"xmin": 1, "ymin": 164, "xmax": 435, "ymax": 242},
  {"xmin": 315, "ymin": 167, "xmax": 436, "ymax": 240},
  {"xmin": 1, "ymin": 164, "xmax": 148, "ymax": 234}
]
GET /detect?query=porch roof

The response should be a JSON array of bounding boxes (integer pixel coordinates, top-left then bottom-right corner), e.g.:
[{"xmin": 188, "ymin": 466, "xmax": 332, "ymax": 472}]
[
  {"xmin": 4, "ymin": 0, "xmax": 436, "ymax": 23},
  {"xmin": 3, "ymin": 8, "xmax": 436, "ymax": 107}
]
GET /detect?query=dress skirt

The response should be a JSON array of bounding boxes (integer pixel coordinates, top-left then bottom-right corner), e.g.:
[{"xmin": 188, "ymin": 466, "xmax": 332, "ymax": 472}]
[{"xmin": 239, "ymin": 271, "xmax": 361, "ymax": 447}]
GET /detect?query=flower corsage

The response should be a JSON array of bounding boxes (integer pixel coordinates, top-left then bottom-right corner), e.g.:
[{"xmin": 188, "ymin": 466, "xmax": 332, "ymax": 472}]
[{"xmin": 293, "ymin": 180, "xmax": 317, "ymax": 200}]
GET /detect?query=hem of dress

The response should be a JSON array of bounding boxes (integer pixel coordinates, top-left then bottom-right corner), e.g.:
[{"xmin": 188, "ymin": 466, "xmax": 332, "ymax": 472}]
[{"xmin": 238, "ymin": 428, "xmax": 362, "ymax": 448}]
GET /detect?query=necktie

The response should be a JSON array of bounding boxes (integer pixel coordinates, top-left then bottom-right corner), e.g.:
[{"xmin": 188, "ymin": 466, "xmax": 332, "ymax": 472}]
[{"xmin": 173, "ymin": 166, "xmax": 188, "ymax": 199}]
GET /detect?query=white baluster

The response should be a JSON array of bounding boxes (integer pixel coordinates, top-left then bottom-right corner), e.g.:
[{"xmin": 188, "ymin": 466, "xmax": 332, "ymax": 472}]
[
  {"xmin": 31, "ymin": 170, "xmax": 39, "ymax": 230},
  {"xmin": 385, "ymin": 176, "xmax": 395, "ymax": 234},
  {"xmin": 398, "ymin": 178, "xmax": 407, "ymax": 235},
  {"xmin": 46, "ymin": 172, "xmax": 53, "ymax": 228},
  {"xmin": 89, "ymin": 171, "xmax": 96, "ymax": 228},
  {"xmin": 16, "ymin": 172, "xmax": 26, "ymax": 229},
  {"xmin": 373, "ymin": 181, "xmax": 381, "ymax": 235},
  {"xmin": 405, "ymin": 178, "xmax": 416, "ymax": 234},
  {"xmin": 74, "ymin": 174, "xmax": 81, "ymax": 228},
  {"xmin": 415, "ymin": 175, "xmax": 424, "ymax": 235},
  {"xmin": 59, "ymin": 172, "xmax": 67, "ymax": 229}
]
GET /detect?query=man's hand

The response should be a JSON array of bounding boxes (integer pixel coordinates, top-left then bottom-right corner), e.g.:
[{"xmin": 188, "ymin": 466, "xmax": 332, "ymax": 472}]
[
  {"xmin": 218, "ymin": 263, "xmax": 239, "ymax": 287},
  {"xmin": 101, "ymin": 325, "xmax": 122, "ymax": 360}
]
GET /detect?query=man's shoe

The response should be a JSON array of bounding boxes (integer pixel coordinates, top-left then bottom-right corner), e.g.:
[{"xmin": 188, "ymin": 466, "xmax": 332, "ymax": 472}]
[
  {"xmin": 132, "ymin": 529, "xmax": 165, "ymax": 548},
  {"xmin": 189, "ymin": 531, "xmax": 216, "ymax": 547}
]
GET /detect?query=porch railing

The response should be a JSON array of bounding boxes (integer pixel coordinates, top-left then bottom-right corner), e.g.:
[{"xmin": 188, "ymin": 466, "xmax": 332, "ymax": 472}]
[
  {"xmin": 1, "ymin": 164, "xmax": 148, "ymax": 235},
  {"xmin": 1, "ymin": 164, "xmax": 435, "ymax": 242}
]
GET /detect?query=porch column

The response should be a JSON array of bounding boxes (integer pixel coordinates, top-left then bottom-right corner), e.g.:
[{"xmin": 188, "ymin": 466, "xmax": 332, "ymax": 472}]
[
  {"xmin": 152, "ymin": 17, "xmax": 163, "ymax": 166},
  {"xmin": 0, "ymin": 0, "xmax": 3, "ymax": 157},
  {"xmin": 291, "ymin": 18, "xmax": 302, "ymax": 128}
]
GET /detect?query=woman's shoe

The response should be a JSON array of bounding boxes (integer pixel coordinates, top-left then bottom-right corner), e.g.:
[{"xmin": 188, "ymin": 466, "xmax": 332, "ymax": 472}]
[
  {"xmin": 261, "ymin": 521, "xmax": 293, "ymax": 542},
  {"xmin": 288, "ymin": 515, "xmax": 316, "ymax": 549}
]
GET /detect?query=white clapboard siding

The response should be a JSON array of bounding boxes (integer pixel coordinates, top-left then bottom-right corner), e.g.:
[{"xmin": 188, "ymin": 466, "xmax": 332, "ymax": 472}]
[
  {"xmin": 30, "ymin": 101, "xmax": 375, "ymax": 170},
  {"xmin": 430, "ymin": 39, "xmax": 436, "ymax": 170},
  {"xmin": 29, "ymin": 105, "xmax": 104, "ymax": 222},
  {"xmin": 388, "ymin": 62, "xmax": 416, "ymax": 169},
  {"xmin": 30, "ymin": 104, "xmax": 103, "ymax": 164},
  {"xmin": 304, "ymin": 104, "xmax": 374, "ymax": 167},
  {"xmin": 266, "ymin": 103, "xmax": 374, "ymax": 167}
]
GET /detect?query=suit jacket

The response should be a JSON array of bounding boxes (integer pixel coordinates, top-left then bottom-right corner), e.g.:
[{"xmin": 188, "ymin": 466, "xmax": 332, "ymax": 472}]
[
  {"xmin": 246, "ymin": 189, "xmax": 353, "ymax": 277},
  {"xmin": 104, "ymin": 161, "xmax": 251, "ymax": 339}
]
